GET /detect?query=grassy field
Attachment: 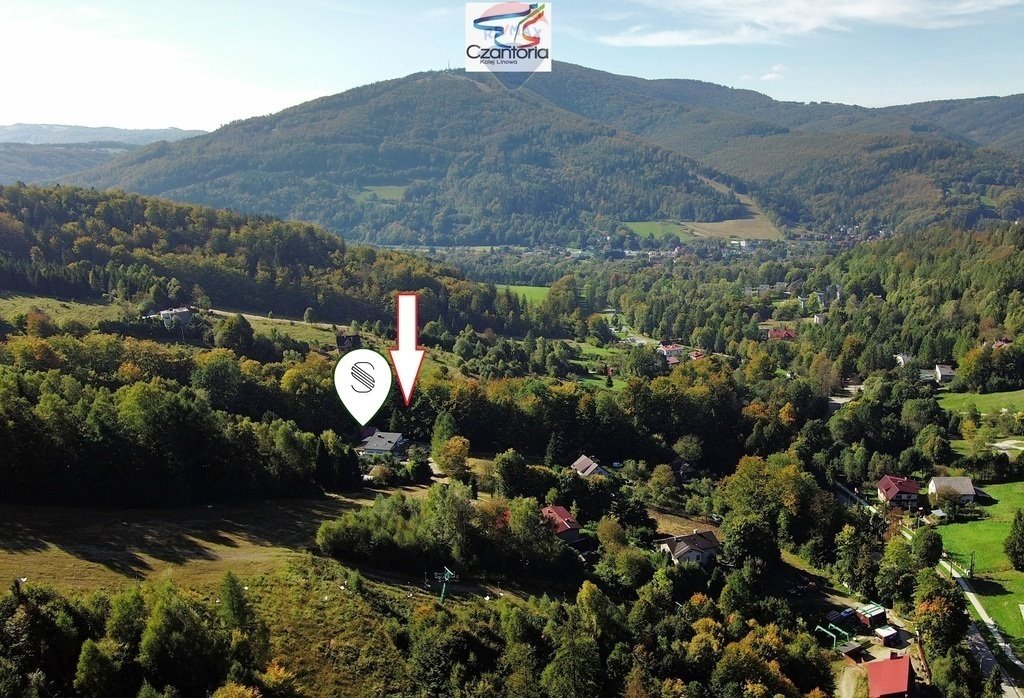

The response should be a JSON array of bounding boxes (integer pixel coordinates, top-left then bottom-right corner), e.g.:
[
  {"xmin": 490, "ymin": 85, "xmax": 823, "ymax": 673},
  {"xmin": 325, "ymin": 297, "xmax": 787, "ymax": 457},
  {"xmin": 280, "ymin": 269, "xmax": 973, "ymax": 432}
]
[
  {"xmin": 938, "ymin": 482, "xmax": 1024, "ymax": 653},
  {"xmin": 0, "ymin": 293, "xmax": 126, "ymax": 326},
  {"xmin": 623, "ymin": 220, "xmax": 694, "ymax": 240},
  {"xmin": 0, "ymin": 488, "xmax": 435, "ymax": 591},
  {"xmin": 497, "ymin": 284, "xmax": 550, "ymax": 303},
  {"xmin": 939, "ymin": 389, "xmax": 1024, "ymax": 414},
  {"xmin": 684, "ymin": 218, "xmax": 782, "ymax": 241},
  {"xmin": 360, "ymin": 185, "xmax": 407, "ymax": 201}
]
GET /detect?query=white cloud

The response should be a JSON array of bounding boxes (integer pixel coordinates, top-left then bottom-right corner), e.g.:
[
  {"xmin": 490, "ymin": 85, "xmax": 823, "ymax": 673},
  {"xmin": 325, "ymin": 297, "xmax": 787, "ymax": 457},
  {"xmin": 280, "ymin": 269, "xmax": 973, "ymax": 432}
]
[
  {"xmin": 599, "ymin": 0, "xmax": 1024, "ymax": 46},
  {"xmin": 761, "ymin": 63, "xmax": 786, "ymax": 80},
  {"xmin": 0, "ymin": 6, "xmax": 323, "ymax": 130}
]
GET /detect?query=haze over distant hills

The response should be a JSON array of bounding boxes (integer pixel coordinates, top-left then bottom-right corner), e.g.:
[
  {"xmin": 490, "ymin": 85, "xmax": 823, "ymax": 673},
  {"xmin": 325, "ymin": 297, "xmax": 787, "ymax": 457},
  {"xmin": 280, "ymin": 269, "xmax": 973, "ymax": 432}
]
[
  {"xmin": 53, "ymin": 62, "xmax": 1024, "ymax": 245},
  {"xmin": 0, "ymin": 123, "xmax": 206, "ymax": 145}
]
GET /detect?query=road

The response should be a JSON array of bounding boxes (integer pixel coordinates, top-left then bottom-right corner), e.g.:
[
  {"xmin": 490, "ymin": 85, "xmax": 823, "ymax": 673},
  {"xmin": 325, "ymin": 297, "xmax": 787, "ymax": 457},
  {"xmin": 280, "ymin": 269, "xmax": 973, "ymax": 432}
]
[
  {"xmin": 835, "ymin": 482, "xmax": 1022, "ymax": 698},
  {"xmin": 207, "ymin": 307, "xmax": 345, "ymax": 332}
]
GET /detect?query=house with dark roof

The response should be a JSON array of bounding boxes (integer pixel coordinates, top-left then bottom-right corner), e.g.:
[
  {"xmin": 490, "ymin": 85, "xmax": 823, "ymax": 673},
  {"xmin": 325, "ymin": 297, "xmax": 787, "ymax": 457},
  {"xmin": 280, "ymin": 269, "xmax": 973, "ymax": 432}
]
[
  {"xmin": 336, "ymin": 333, "xmax": 362, "ymax": 351},
  {"xmin": 876, "ymin": 475, "xmax": 920, "ymax": 509},
  {"xmin": 934, "ymin": 364, "xmax": 956, "ymax": 383},
  {"xmin": 658, "ymin": 530, "xmax": 720, "ymax": 568},
  {"xmin": 357, "ymin": 430, "xmax": 406, "ymax": 458},
  {"xmin": 866, "ymin": 654, "xmax": 912, "ymax": 698},
  {"xmin": 541, "ymin": 505, "xmax": 583, "ymax": 544},
  {"xmin": 570, "ymin": 455, "xmax": 611, "ymax": 478},
  {"xmin": 927, "ymin": 476, "xmax": 976, "ymax": 504}
]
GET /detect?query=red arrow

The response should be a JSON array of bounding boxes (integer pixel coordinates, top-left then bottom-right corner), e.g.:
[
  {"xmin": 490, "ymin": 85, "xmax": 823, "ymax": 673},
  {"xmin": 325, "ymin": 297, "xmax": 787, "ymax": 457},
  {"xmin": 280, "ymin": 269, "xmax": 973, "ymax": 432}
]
[{"xmin": 388, "ymin": 293, "xmax": 426, "ymax": 406}]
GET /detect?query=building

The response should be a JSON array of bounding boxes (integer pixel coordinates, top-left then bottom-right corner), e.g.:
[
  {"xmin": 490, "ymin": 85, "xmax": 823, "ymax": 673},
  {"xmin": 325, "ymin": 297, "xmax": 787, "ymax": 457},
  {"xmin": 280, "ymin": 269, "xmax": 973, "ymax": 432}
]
[
  {"xmin": 336, "ymin": 333, "xmax": 362, "ymax": 351},
  {"xmin": 813, "ymin": 313, "xmax": 827, "ymax": 325},
  {"xmin": 893, "ymin": 353, "xmax": 911, "ymax": 367},
  {"xmin": 145, "ymin": 306, "xmax": 194, "ymax": 329},
  {"xmin": 357, "ymin": 431, "xmax": 406, "ymax": 458},
  {"xmin": 866, "ymin": 654, "xmax": 912, "ymax": 698},
  {"xmin": 541, "ymin": 505, "xmax": 583, "ymax": 544},
  {"xmin": 934, "ymin": 364, "xmax": 956, "ymax": 383},
  {"xmin": 657, "ymin": 343, "xmax": 687, "ymax": 358},
  {"xmin": 876, "ymin": 475, "xmax": 920, "ymax": 509},
  {"xmin": 666, "ymin": 356, "xmax": 681, "ymax": 367},
  {"xmin": 928, "ymin": 476, "xmax": 976, "ymax": 504},
  {"xmin": 875, "ymin": 625, "xmax": 899, "ymax": 648},
  {"xmin": 658, "ymin": 530, "xmax": 720, "ymax": 568},
  {"xmin": 767, "ymin": 328, "xmax": 797, "ymax": 341},
  {"xmin": 688, "ymin": 350, "xmax": 706, "ymax": 361},
  {"xmin": 570, "ymin": 454, "xmax": 611, "ymax": 478},
  {"xmin": 855, "ymin": 603, "xmax": 887, "ymax": 629}
]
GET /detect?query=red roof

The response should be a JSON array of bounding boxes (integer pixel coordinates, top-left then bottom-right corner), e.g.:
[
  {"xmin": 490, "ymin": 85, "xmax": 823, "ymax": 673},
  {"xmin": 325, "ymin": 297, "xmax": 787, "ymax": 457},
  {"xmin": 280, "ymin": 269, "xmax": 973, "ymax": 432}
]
[
  {"xmin": 541, "ymin": 505, "xmax": 581, "ymax": 535},
  {"xmin": 877, "ymin": 475, "xmax": 920, "ymax": 502},
  {"xmin": 768, "ymin": 328, "xmax": 797, "ymax": 340},
  {"xmin": 866, "ymin": 655, "xmax": 911, "ymax": 698}
]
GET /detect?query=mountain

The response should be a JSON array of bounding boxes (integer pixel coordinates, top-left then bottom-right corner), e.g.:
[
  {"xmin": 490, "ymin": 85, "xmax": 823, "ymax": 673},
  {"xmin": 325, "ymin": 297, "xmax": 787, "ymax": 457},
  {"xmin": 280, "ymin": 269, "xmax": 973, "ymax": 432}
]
[
  {"xmin": 516, "ymin": 63, "xmax": 1024, "ymax": 229},
  {"xmin": 0, "ymin": 123, "xmax": 206, "ymax": 145},
  {"xmin": 69, "ymin": 63, "xmax": 1024, "ymax": 243},
  {"xmin": 0, "ymin": 141, "xmax": 137, "ymax": 184},
  {"xmin": 70, "ymin": 71, "xmax": 746, "ymax": 246}
]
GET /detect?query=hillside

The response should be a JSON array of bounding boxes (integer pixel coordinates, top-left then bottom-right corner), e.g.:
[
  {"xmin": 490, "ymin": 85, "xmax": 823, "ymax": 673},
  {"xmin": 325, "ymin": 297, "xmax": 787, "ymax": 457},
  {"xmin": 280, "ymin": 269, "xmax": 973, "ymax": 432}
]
[
  {"xmin": 517, "ymin": 63, "xmax": 1024, "ymax": 230},
  {"xmin": 0, "ymin": 123, "xmax": 206, "ymax": 145},
  {"xmin": 71, "ymin": 71, "xmax": 745, "ymax": 247},
  {"xmin": 0, "ymin": 141, "xmax": 136, "ymax": 184}
]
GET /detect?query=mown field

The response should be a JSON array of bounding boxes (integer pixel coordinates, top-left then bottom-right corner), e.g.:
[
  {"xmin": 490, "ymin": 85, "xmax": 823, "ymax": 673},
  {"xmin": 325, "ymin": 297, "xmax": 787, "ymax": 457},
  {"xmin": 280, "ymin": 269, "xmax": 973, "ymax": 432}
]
[
  {"xmin": 938, "ymin": 482, "xmax": 1024, "ymax": 653},
  {"xmin": 939, "ymin": 388, "xmax": 1024, "ymax": 414},
  {"xmin": 497, "ymin": 284, "xmax": 549, "ymax": 303},
  {"xmin": 0, "ymin": 293, "xmax": 126, "ymax": 326},
  {"xmin": 623, "ymin": 220, "xmax": 694, "ymax": 240}
]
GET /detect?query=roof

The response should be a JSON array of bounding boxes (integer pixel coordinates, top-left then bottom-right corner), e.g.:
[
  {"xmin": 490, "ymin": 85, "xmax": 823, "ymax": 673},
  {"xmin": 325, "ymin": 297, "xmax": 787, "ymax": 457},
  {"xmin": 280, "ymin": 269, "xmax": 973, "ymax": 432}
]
[
  {"xmin": 929, "ymin": 476, "xmax": 974, "ymax": 495},
  {"xmin": 877, "ymin": 475, "xmax": 920, "ymax": 500},
  {"xmin": 866, "ymin": 655, "xmax": 911, "ymax": 698},
  {"xmin": 935, "ymin": 364, "xmax": 956, "ymax": 376},
  {"xmin": 768, "ymin": 328, "xmax": 797, "ymax": 340},
  {"xmin": 359, "ymin": 431, "xmax": 404, "ymax": 453},
  {"xmin": 858, "ymin": 603, "xmax": 886, "ymax": 617},
  {"xmin": 541, "ymin": 505, "xmax": 581, "ymax": 535},
  {"xmin": 661, "ymin": 531, "xmax": 720, "ymax": 560},
  {"xmin": 570, "ymin": 455, "xmax": 607, "ymax": 477}
]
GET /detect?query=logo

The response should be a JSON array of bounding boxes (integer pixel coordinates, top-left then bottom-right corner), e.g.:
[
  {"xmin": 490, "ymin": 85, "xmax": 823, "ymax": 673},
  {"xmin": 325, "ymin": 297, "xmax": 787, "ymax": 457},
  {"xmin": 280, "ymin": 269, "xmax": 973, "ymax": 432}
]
[
  {"xmin": 465, "ymin": 2, "xmax": 552, "ymax": 79},
  {"xmin": 350, "ymin": 362, "xmax": 376, "ymax": 394}
]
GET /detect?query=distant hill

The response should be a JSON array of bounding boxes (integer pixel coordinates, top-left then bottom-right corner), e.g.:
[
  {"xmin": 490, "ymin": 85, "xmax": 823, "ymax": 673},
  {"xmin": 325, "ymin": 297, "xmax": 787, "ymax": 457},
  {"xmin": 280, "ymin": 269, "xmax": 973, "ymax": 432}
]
[
  {"xmin": 70, "ymin": 71, "xmax": 746, "ymax": 247},
  {"xmin": 0, "ymin": 123, "xmax": 206, "ymax": 145},
  {"xmin": 69, "ymin": 63, "xmax": 1024, "ymax": 242},
  {"xmin": 0, "ymin": 141, "xmax": 136, "ymax": 184}
]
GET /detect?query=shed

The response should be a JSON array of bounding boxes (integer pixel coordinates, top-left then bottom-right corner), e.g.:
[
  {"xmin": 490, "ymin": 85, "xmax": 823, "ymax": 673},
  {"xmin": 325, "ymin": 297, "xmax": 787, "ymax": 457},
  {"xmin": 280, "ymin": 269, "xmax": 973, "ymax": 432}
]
[{"xmin": 856, "ymin": 603, "xmax": 887, "ymax": 629}]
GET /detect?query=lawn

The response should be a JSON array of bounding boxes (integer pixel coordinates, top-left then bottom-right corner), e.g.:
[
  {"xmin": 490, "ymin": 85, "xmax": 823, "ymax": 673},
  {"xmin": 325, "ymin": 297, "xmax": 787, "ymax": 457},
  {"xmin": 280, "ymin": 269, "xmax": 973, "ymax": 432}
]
[
  {"xmin": 624, "ymin": 220, "xmax": 695, "ymax": 240},
  {"xmin": 685, "ymin": 218, "xmax": 783, "ymax": 241},
  {"xmin": 938, "ymin": 389, "xmax": 1024, "ymax": 415},
  {"xmin": 497, "ymin": 284, "xmax": 550, "ymax": 303},
  {"xmin": 938, "ymin": 481, "xmax": 1024, "ymax": 653},
  {"xmin": 0, "ymin": 293, "xmax": 126, "ymax": 326}
]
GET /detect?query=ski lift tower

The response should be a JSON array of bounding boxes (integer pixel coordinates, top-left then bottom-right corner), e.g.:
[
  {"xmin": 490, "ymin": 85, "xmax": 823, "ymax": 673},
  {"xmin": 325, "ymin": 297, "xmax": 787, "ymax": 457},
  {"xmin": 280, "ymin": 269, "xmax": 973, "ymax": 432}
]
[{"xmin": 434, "ymin": 566, "xmax": 458, "ymax": 604}]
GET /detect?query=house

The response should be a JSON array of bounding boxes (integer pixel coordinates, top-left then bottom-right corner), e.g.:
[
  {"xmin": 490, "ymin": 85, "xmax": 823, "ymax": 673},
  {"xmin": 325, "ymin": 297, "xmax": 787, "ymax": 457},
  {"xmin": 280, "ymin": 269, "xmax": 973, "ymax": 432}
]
[
  {"xmin": 688, "ymin": 350, "xmax": 706, "ymax": 361},
  {"xmin": 893, "ymin": 353, "xmax": 911, "ymax": 367},
  {"xmin": 658, "ymin": 530, "xmax": 720, "ymax": 568},
  {"xmin": 866, "ymin": 654, "xmax": 913, "ymax": 698},
  {"xmin": 666, "ymin": 356, "xmax": 681, "ymax": 367},
  {"xmin": 657, "ymin": 343, "xmax": 687, "ymax": 358},
  {"xmin": 145, "ymin": 306, "xmax": 194, "ymax": 328},
  {"xmin": 336, "ymin": 333, "xmax": 362, "ymax": 351},
  {"xmin": 357, "ymin": 430, "xmax": 406, "ymax": 458},
  {"xmin": 570, "ymin": 454, "xmax": 611, "ymax": 478},
  {"xmin": 992, "ymin": 338, "xmax": 1012, "ymax": 350},
  {"xmin": 813, "ymin": 313, "xmax": 827, "ymax": 325},
  {"xmin": 855, "ymin": 603, "xmax": 887, "ymax": 629},
  {"xmin": 876, "ymin": 475, "xmax": 920, "ymax": 509},
  {"xmin": 928, "ymin": 476, "xmax": 976, "ymax": 504},
  {"xmin": 767, "ymin": 328, "xmax": 797, "ymax": 341},
  {"xmin": 541, "ymin": 505, "xmax": 583, "ymax": 544},
  {"xmin": 918, "ymin": 369, "xmax": 936, "ymax": 384},
  {"xmin": 934, "ymin": 364, "xmax": 956, "ymax": 383}
]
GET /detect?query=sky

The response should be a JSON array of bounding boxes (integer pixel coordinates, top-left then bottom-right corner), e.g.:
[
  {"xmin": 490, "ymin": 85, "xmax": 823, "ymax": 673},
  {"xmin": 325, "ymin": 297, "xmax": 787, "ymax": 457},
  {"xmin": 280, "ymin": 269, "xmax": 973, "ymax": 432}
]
[{"xmin": 1, "ymin": 0, "xmax": 1023, "ymax": 131}]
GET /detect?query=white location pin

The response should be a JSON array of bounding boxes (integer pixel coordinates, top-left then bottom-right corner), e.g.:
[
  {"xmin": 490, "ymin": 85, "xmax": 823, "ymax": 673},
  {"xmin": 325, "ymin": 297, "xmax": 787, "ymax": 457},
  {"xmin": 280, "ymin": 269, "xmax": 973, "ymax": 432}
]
[{"xmin": 334, "ymin": 349, "xmax": 393, "ymax": 426}]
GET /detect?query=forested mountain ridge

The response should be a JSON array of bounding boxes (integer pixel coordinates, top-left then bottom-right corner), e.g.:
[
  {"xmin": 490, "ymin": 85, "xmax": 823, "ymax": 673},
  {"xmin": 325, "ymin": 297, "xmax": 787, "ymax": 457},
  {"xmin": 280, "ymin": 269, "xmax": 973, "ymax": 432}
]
[
  {"xmin": 0, "ymin": 141, "xmax": 137, "ymax": 185},
  {"xmin": 71, "ymin": 71, "xmax": 745, "ymax": 247}
]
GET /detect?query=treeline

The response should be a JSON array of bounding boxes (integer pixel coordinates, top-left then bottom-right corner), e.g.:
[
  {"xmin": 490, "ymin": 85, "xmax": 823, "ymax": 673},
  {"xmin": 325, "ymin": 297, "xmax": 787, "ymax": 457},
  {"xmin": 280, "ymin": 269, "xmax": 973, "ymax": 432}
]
[
  {"xmin": 0, "ymin": 184, "xmax": 536, "ymax": 335},
  {"xmin": 0, "ymin": 573, "xmax": 283, "ymax": 697}
]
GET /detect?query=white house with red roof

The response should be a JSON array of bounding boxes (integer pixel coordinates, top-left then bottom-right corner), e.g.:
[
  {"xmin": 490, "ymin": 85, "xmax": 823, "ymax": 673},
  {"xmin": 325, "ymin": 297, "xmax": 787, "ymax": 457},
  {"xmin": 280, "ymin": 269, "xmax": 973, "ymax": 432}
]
[{"xmin": 876, "ymin": 475, "xmax": 920, "ymax": 509}]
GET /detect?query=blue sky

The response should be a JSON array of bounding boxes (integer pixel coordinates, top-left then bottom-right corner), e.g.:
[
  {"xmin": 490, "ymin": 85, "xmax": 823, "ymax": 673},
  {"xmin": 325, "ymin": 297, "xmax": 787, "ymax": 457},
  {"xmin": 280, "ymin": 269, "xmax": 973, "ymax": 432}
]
[{"xmin": 1, "ymin": 0, "xmax": 1022, "ymax": 130}]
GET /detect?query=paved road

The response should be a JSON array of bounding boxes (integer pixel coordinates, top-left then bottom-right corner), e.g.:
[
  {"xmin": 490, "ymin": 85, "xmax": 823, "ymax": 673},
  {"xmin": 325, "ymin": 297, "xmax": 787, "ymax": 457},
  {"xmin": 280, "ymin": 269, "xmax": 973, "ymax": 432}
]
[{"xmin": 834, "ymin": 482, "xmax": 1022, "ymax": 698}]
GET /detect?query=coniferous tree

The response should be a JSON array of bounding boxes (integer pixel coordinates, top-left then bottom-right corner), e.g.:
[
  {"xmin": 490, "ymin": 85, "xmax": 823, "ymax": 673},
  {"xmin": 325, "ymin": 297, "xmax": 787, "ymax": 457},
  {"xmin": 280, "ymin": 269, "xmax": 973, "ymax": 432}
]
[{"xmin": 1005, "ymin": 508, "xmax": 1024, "ymax": 571}]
